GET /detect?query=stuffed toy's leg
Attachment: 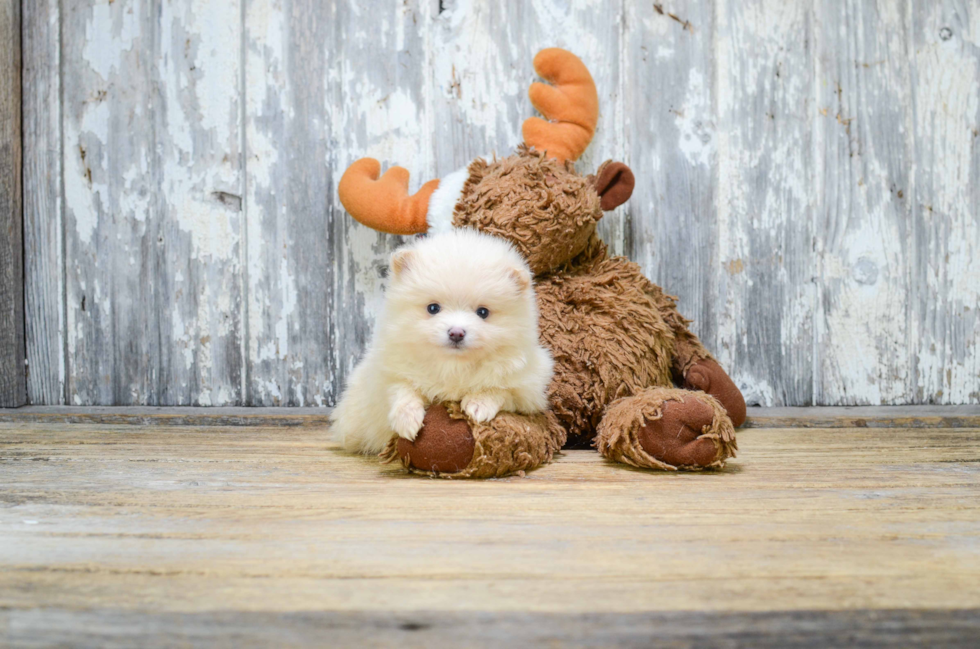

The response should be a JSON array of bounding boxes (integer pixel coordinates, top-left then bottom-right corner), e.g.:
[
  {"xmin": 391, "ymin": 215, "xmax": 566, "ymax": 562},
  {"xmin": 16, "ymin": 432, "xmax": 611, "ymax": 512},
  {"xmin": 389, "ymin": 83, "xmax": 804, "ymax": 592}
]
[
  {"xmin": 595, "ymin": 387, "xmax": 737, "ymax": 470},
  {"xmin": 383, "ymin": 403, "xmax": 566, "ymax": 478}
]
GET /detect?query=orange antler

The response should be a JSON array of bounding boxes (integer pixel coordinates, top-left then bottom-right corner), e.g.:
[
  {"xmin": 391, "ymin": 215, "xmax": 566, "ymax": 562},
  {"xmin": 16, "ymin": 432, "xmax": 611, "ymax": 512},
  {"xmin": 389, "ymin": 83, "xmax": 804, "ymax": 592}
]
[
  {"xmin": 522, "ymin": 48, "xmax": 599, "ymax": 163},
  {"xmin": 338, "ymin": 158, "xmax": 440, "ymax": 235}
]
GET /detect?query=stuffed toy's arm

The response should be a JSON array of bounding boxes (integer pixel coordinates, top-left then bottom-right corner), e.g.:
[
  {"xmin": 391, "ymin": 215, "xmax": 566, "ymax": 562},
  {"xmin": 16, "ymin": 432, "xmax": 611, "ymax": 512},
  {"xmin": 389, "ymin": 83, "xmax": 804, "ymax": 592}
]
[{"xmin": 646, "ymin": 283, "xmax": 747, "ymax": 427}]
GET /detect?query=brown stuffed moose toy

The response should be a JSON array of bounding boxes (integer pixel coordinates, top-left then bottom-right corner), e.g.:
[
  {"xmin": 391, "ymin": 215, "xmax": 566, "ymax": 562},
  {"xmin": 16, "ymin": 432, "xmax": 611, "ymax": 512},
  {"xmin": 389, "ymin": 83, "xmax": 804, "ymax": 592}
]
[{"xmin": 338, "ymin": 48, "xmax": 746, "ymax": 478}]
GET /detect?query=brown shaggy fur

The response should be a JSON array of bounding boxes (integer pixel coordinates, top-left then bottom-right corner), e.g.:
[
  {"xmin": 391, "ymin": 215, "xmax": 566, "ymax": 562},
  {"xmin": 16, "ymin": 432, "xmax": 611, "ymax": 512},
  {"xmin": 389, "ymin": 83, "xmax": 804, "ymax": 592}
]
[
  {"xmin": 536, "ymin": 237, "xmax": 674, "ymax": 439},
  {"xmin": 536, "ymin": 231, "xmax": 714, "ymax": 441},
  {"xmin": 382, "ymin": 401, "xmax": 566, "ymax": 479},
  {"xmin": 453, "ymin": 147, "xmax": 601, "ymax": 275},
  {"xmin": 595, "ymin": 387, "xmax": 737, "ymax": 470}
]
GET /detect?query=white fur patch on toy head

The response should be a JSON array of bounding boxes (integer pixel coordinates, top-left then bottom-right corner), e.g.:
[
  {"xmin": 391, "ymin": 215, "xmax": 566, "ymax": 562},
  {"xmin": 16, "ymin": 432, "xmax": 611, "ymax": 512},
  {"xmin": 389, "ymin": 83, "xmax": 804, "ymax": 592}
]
[{"xmin": 425, "ymin": 166, "xmax": 471, "ymax": 235}]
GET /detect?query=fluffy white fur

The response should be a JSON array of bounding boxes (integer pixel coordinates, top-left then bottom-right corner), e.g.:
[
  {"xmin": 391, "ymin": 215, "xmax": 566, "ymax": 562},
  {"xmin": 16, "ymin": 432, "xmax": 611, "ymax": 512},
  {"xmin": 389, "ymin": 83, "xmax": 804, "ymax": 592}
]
[
  {"xmin": 331, "ymin": 229, "xmax": 554, "ymax": 455},
  {"xmin": 425, "ymin": 166, "xmax": 469, "ymax": 235}
]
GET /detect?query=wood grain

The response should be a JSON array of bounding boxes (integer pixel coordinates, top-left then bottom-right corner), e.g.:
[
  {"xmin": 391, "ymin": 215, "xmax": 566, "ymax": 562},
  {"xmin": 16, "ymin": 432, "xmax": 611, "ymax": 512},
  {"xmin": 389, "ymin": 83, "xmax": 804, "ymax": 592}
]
[
  {"xmin": 909, "ymin": 0, "xmax": 980, "ymax": 404},
  {"xmin": 244, "ymin": 1, "xmax": 436, "ymax": 407},
  {"xmin": 0, "ymin": 0, "xmax": 25, "ymax": 408},
  {"xmin": 326, "ymin": 0, "xmax": 428, "ymax": 408},
  {"xmin": 0, "ymin": 421, "xmax": 979, "ymax": 645},
  {"xmin": 22, "ymin": 0, "xmax": 63, "ymax": 405},
  {"xmin": 813, "ymin": 0, "xmax": 914, "ymax": 406},
  {"xmin": 19, "ymin": 0, "xmax": 980, "ymax": 406},
  {"xmin": 2, "ymin": 404, "xmax": 979, "ymax": 428},
  {"xmin": 714, "ymin": 0, "xmax": 815, "ymax": 407},
  {"xmin": 3, "ymin": 608, "xmax": 979, "ymax": 648},
  {"xmin": 625, "ymin": 0, "xmax": 717, "ymax": 356},
  {"xmin": 60, "ymin": 0, "xmax": 244, "ymax": 405}
]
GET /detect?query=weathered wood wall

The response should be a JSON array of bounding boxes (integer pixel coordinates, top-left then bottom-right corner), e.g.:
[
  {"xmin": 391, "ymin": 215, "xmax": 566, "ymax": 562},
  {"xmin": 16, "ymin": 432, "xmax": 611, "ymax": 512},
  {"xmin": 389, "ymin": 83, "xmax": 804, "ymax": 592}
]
[
  {"xmin": 1, "ymin": 0, "xmax": 25, "ymax": 407},
  {"xmin": 20, "ymin": 0, "xmax": 980, "ymax": 407}
]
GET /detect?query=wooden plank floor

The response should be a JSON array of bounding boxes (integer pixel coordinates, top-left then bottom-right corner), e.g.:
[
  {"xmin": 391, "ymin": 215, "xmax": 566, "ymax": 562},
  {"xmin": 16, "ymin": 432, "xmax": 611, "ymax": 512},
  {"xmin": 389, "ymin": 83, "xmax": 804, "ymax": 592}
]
[{"xmin": 1, "ymin": 417, "xmax": 979, "ymax": 646}]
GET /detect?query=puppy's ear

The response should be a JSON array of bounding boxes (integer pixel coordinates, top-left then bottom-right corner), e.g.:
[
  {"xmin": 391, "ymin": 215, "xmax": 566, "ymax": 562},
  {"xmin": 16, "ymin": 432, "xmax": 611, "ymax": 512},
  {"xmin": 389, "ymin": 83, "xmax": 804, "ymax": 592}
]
[
  {"xmin": 508, "ymin": 266, "xmax": 532, "ymax": 293},
  {"xmin": 390, "ymin": 249, "xmax": 415, "ymax": 279}
]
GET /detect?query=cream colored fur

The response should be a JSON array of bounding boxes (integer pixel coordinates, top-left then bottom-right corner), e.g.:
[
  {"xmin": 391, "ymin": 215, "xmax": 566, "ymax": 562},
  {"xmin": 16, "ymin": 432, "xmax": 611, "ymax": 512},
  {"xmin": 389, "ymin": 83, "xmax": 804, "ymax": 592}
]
[
  {"xmin": 425, "ymin": 166, "xmax": 469, "ymax": 235},
  {"xmin": 331, "ymin": 229, "xmax": 554, "ymax": 454}
]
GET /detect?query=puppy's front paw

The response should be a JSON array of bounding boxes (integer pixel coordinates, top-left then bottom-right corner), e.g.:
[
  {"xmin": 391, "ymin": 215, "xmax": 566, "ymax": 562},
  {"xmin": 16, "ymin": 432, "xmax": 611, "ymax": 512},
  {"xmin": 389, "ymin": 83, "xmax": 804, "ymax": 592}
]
[
  {"xmin": 462, "ymin": 394, "xmax": 502, "ymax": 423},
  {"xmin": 390, "ymin": 401, "xmax": 426, "ymax": 441}
]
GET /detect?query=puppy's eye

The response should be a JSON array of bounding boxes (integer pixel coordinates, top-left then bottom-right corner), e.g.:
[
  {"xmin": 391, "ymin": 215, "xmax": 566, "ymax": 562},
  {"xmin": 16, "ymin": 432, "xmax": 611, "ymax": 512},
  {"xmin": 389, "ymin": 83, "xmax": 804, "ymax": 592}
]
[
  {"xmin": 476, "ymin": 307, "xmax": 490, "ymax": 319},
  {"xmin": 427, "ymin": 303, "xmax": 441, "ymax": 315}
]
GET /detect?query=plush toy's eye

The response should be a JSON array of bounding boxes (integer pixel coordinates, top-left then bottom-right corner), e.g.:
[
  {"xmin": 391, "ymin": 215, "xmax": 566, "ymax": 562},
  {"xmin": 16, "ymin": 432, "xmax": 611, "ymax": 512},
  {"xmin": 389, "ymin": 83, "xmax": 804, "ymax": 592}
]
[
  {"xmin": 476, "ymin": 307, "xmax": 490, "ymax": 319},
  {"xmin": 427, "ymin": 303, "xmax": 441, "ymax": 315}
]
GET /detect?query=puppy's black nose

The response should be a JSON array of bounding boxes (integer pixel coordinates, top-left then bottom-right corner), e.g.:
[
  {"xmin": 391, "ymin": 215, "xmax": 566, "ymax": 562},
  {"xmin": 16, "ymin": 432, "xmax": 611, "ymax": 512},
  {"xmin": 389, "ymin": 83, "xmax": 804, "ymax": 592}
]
[{"xmin": 448, "ymin": 328, "xmax": 466, "ymax": 343}]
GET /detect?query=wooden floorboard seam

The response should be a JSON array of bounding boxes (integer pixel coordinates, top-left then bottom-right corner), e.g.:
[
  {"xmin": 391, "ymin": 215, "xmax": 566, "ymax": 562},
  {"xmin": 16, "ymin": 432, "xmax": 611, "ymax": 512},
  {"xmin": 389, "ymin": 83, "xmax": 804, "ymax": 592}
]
[{"xmin": 1, "ymin": 405, "xmax": 979, "ymax": 428}]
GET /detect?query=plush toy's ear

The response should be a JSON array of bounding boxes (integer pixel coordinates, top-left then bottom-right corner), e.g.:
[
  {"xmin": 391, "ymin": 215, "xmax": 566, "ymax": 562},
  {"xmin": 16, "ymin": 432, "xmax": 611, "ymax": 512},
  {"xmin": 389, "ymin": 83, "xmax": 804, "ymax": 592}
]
[
  {"xmin": 508, "ymin": 266, "xmax": 532, "ymax": 293},
  {"xmin": 594, "ymin": 161, "xmax": 635, "ymax": 211},
  {"xmin": 390, "ymin": 249, "xmax": 415, "ymax": 279}
]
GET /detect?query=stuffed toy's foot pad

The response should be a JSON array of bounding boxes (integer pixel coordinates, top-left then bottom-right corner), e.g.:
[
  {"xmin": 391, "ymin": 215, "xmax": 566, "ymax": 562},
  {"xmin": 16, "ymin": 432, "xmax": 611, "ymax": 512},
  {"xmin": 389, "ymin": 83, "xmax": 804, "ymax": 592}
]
[
  {"xmin": 396, "ymin": 404, "xmax": 475, "ymax": 474},
  {"xmin": 636, "ymin": 397, "xmax": 721, "ymax": 468}
]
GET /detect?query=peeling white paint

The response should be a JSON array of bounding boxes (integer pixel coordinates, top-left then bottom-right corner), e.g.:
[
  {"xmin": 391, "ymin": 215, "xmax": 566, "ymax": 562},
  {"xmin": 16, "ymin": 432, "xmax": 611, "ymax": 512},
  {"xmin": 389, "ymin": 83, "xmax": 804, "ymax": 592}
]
[
  {"xmin": 910, "ymin": 1, "xmax": 980, "ymax": 403},
  {"xmin": 274, "ymin": 255, "xmax": 297, "ymax": 361},
  {"xmin": 735, "ymin": 372, "xmax": 776, "ymax": 408},
  {"xmin": 83, "ymin": 1, "xmax": 140, "ymax": 82},
  {"xmin": 28, "ymin": 0, "xmax": 980, "ymax": 406},
  {"xmin": 674, "ymin": 68, "xmax": 714, "ymax": 167}
]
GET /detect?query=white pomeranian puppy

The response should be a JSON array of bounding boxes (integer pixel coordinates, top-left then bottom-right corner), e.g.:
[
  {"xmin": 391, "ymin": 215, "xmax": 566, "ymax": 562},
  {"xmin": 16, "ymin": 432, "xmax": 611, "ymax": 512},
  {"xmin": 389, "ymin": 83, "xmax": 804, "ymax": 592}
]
[{"xmin": 331, "ymin": 229, "xmax": 554, "ymax": 455}]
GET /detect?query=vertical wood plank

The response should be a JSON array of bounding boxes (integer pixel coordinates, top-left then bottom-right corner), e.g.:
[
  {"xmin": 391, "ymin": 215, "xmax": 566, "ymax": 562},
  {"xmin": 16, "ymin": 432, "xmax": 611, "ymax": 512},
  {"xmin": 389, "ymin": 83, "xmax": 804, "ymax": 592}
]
[
  {"xmin": 714, "ymin": 0, "xmax": 815, "ymax": 406},
  {"xmin": 327, "ymin": 2, "xmax": 432, "ymax": 406},
  {"xmin": 910, "ymin": 1, "xmax": 980, "ymax": 404},
  {"xmin": 427, "ymin": 0, "xmax": 627, "ymax": 253},
  {"xmin": 0, "ymin": 0, "xmax": 25, "ymax": 407},
  {"xmin": 624, "ymin": 1, "xmax": 717, "ymax": 357},
  {"xmin": 244, "ymin": 0, "xmax": 335, "ymax": 406},
  {"xmin": 23, "ymin": 0, "xmax": 64, "ymax": 404},
  {"xmin": 813, "ymin": 0, "xmax": 913, "ymax": 405},
  {"xmin": 245, "ymin": 0, "xmax": 429, "ymax": 405},
  {"xmin": 62, "ymin": 0, "xmax": 244, "ymax": 405}
]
